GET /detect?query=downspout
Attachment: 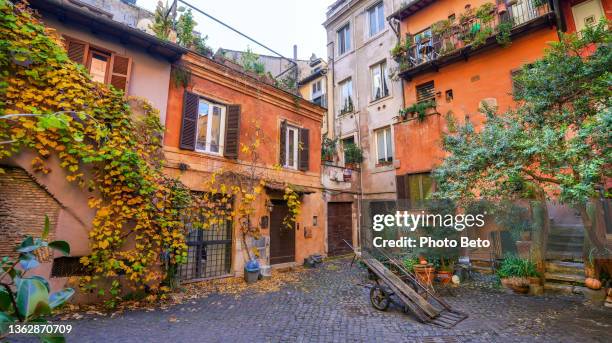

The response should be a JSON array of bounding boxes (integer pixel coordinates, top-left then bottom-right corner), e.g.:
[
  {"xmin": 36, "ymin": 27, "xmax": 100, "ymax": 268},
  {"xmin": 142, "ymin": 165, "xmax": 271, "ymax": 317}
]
[{"xmin": 550, "ymin": 0, "xmax": 566, "ymax": 38}]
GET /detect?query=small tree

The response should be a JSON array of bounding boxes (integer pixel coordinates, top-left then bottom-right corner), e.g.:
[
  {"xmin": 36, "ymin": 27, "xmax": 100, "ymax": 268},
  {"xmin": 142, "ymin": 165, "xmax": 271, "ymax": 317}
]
[{"xmin": 434, "ymin": 21, "xmax": 611, "ymax": 273}]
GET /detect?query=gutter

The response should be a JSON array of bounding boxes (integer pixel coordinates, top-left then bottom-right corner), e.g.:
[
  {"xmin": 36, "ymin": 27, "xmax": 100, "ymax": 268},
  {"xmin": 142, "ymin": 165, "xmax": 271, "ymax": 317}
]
[{"xmin": 29, "ymin": 0, "xmax": 188, "ymax": 61}]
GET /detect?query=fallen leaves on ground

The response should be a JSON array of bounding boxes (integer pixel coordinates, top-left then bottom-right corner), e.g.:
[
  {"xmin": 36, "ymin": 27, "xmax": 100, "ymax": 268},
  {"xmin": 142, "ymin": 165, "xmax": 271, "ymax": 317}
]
[{"xmin": 57, "ymin": 266, "xmax": 309, "ymax": 320}]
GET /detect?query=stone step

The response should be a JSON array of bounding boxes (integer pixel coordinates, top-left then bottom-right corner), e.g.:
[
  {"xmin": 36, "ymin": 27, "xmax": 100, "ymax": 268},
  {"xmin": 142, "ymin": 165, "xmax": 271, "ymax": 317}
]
[
  {"xmin": 545, "ymin": 251, "xmax": 583, "ymax": 260},
  {"xmin": 544, "ymin": 272, "xmax": 585, "ymax": 284},
  {"xmin": 548, "ymin": 232, "xmax": 584, "ymax": 240},
  {"xmin": 545, "ymin": 261, "xmax": 585, "ymax": 274},
  {"xmin": 547, "ymin": 240, "xmax": 583, "ymax": 247},
  {"xmin": 543, "ymin": 282, "xmax": 588, "ymax": 294},
  {"xmin": 549, "ymin": 225, "xmax": 584, "ymax": 236}
]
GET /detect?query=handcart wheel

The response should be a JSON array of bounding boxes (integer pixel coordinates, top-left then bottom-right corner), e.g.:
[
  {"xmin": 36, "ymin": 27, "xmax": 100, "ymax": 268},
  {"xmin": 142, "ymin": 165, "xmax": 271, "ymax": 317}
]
[{"xmin": 369, "ymin": 285, "xmax": 390, "ymax": 311}]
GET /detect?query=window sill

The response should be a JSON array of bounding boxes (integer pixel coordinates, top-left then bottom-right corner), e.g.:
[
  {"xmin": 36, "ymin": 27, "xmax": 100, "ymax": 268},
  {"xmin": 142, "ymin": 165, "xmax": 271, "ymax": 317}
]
[
  {"xmin": 371, "ymin": 163, "xmax": 395, "ymax": 174},
  {"xmin": 369, "ymin": 94, "xmax": 391, "ymax": 106},
  {"xmin": 194, "ymin": 149, "xmax": 224, "ymax": 157},
  {"xmin": 363, "ymin": 29, "xmax": 389, "ymax": 47},
  {"xmin": 334, "ymin": 50, "xmax": 354, "ymax": 63}
]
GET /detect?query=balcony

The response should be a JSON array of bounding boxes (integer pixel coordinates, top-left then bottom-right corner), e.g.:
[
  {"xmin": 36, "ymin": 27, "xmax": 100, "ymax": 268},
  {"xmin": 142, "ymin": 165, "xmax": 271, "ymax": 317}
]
[{"xmin": 392, "ymin": 0, "xmax": 555, "ymax": 80}]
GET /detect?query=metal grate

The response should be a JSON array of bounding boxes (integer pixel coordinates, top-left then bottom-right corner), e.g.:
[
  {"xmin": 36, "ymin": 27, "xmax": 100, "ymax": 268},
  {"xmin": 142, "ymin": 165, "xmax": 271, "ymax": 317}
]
[
  {"xmin": 51, "ymin": 256, "xmax": 90, "ymax": 277},
  {"xmin": 179, "ymin": 197, "xmax": 233, "ymax": 281}
]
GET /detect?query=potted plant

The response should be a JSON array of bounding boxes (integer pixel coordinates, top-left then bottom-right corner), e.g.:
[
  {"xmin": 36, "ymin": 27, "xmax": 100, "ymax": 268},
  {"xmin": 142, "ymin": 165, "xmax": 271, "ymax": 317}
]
[
  {"xmin": 399, "ymin": 100, "xmax": 436, "ymax": 121},
  {"xmin": 502, "ymin": 276, "xmax": 530, "ymax": 294},
  {"xmin": 321, "ymin": 136, "xmax": 337, "ymax": 162},
  {"xmin": 436, "ymin": 257, "xmax": 455, "ymax": 284},
  {"xmin": 390, "ymin": 42, "xmax": 407, "ymax": 62},
  {"xmin": 344, "ymin": 143, "xmax": 363, "ymax": 169},
  {"xmin": 413, "ymin": 258, "xmax": 435, "ymax": 286},
  {"xmin": 497, "ymin": 256, "xmax": 539, "ymax": 294}
]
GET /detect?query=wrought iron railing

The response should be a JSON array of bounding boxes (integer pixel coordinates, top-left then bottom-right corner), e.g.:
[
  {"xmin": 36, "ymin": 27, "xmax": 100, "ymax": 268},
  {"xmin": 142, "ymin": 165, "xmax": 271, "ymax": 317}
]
[{"xmin": 396, "ymin": 0, "xmax": 551, "ymax": 72}]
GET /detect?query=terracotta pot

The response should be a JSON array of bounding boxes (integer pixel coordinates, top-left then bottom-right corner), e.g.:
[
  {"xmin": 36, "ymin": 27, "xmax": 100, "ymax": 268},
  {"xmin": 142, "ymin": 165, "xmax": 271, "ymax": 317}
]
[
  {"xmin": 414, "ymin": 265, "xmax": 435, "ymax": 286},
  {"xmin": 497, "ymin": 3, "xmax": 507, "ymax": 14},
  {"xmin": 527, "ymin": 276, "xmax": 541, "ymax": 285},
  {"xmin": 437, "ymin": 271, "xmax": 453, "ymax": 284},
  {"xmin": 509, "ymin": 284, "xmax": 530, "ymax": 294}
]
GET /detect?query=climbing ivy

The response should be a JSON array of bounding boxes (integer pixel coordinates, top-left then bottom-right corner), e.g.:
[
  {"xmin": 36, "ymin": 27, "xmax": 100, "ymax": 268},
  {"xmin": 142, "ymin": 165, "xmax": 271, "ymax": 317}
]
[
  {"xmin": 0, "ymin": 1, "xmax": 192, "ymax": 300},
  {"xmin": 283, "ymin": 186, "xmax": 301, "ymax": 230}
]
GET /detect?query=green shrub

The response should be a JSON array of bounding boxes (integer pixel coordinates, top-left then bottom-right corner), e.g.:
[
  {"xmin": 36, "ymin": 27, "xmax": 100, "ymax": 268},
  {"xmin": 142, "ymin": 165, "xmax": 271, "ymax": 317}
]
[
  {"xmin": 344, "ymin": 144, "xmax": 363, "ymax": 164},
  {"xmin": 497, "ymin": 256, "xmax": 539, "ymax": 278}
]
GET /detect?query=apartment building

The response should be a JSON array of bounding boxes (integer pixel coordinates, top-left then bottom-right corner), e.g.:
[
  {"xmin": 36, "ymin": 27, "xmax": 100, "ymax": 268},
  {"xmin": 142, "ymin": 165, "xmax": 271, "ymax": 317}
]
[
  {"xmin": 322, "ymin": 0, "xmax": 404, "ymax": 254},
  {"xmin": 164, "ymin": 51, "xmax": 326, "ymax": 280}
]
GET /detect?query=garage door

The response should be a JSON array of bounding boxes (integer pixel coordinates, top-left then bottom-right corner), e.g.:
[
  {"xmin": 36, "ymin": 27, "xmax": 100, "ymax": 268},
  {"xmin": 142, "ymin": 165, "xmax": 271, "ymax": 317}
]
[{"xmin": 327, "ymin": 202, "xmax": 353, "ymax": 256}]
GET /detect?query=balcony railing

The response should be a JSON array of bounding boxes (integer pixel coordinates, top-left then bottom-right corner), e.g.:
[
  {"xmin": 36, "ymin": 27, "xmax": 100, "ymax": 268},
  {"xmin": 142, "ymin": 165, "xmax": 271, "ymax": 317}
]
[{"xmin": 393, "ymin": 0, "xmax": 552, "ymax": 76}]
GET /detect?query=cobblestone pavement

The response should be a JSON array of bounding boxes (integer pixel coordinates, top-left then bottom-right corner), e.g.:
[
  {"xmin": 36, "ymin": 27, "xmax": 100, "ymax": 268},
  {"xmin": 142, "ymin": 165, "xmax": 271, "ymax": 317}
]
[{"xmin": 9, "ymin": 257, "xmax": 612, "ymax": 343}]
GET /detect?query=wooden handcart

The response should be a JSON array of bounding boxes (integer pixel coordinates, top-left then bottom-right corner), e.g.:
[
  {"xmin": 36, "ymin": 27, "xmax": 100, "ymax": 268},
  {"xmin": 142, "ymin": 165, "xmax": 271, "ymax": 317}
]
[{"xmin": 346, "ymin": 240, "xmax": 468, "ymax": 328}]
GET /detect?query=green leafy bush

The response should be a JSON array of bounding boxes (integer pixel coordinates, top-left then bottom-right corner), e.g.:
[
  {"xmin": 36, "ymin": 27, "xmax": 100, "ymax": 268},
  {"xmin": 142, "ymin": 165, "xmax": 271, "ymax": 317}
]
[
  {"xmin": 1, "ymin": 217, "xmax": 74, "ymax": 341},
  {"xmin": 497, "ymin": 256, "xmax": 539, "ymax": 278},
  {"xmin": 344, "ymin": 144, "xmax": 363, "ymax": 164}
]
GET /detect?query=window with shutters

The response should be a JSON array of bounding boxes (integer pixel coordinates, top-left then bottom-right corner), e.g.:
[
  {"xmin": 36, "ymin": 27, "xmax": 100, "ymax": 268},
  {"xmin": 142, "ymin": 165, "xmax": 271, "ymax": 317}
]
[
  {"xmin": 375, "ymin": 126, "xmax": 392, "ymax": 164},
  {"xmin": 63, "ymin": 36, "xmax": 132, "ymax": 93},
  {"xmin": 416, "ymin": 81, "xmax": 435, "ymax": 103},
  {"xmin": 284, "ymin": 125, "xmax": 299, "ymax": 170},
  {"xmin": 88, "ymin": 49, "xmax": 110, "ymax": 83},
  {"xmin": 195, "ymin": 99, "xmax": 226, "ymax": 155}
]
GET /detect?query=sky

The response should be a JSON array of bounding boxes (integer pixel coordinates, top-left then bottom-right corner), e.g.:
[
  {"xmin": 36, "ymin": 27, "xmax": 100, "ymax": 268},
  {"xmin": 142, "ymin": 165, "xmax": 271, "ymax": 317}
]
[{"xmin": 137, "ymin": 0, "xmax": 333, "ymax": 60}]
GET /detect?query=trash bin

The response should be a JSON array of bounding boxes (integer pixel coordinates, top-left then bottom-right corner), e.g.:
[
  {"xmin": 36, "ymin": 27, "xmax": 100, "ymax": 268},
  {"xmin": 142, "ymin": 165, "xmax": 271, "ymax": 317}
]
[{"xmin": 244, "ymin": 259, "xmax": 260, "ymax": 284}]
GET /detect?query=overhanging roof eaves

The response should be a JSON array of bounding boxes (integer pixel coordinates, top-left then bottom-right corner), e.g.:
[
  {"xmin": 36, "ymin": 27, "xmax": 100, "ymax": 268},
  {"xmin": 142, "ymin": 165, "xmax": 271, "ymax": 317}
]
[{"xmin": 29, "ymin": 0, "xmax": 188, "ymax": 62}]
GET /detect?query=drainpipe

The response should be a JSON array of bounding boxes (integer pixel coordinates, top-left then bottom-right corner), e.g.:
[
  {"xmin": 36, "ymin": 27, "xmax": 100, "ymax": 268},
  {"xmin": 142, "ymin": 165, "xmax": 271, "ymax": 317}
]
[{"xmin": 550, "ymin": 0, "xmax": 566, "ymax": 38}]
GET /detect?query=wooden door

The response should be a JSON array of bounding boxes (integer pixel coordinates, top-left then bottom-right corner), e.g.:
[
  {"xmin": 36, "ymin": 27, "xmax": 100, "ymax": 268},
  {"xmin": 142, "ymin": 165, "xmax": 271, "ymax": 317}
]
[
  {"xmin": 327, "ymin": 202, "xmax": 353, "ymax": 256},
  {"xmin": 270, "ymin": 200, "xmax": 295, "ymax": 265}
]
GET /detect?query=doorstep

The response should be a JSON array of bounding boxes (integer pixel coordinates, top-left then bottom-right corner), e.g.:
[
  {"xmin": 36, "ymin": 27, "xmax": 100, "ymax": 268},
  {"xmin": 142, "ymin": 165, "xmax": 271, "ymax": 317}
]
[{"xmin": 271, "ymin": 261, "xmax": 297, "ymax": 271}]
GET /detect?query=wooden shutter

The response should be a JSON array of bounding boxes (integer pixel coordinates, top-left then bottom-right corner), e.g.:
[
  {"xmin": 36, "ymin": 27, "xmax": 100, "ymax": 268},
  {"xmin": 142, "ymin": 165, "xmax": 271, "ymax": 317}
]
[
  {"xmin": 179, "ymin": 92, "xmax": 199, "ymax": 150},
  {"xmin": 416, "ymin": 81, "xmax": 435, "ymax": 103},
  {"xmin": 396, "ymin": 174, "xmax": 407, "ymax": 200},
  {"xmin": 298, "ymin": 128, "xmax": 309, "ymax": 171},
  {"xmin": 64, "ymin": 37, "xmax": 88, "ymax": 65},
  {"xmin": 224, "ymin": 105, "xmax": 240, "ymax": 159},
  {"xmin": 108, "ymin": 53, "xmax": 132, "ymax": 93},
  {"xmin": 279, "ymin": 120, "xmax": 287, "ymax": 166}
]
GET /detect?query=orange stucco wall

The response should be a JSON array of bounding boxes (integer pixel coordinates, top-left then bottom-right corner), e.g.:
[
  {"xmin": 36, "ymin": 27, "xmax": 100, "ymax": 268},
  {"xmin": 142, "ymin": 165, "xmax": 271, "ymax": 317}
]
[
  {"xmin": 164, "ymin": 53, "xmax": 327, "ymax": 272},
  {"xmin": 394, "ymin": 2, "xmax": 560, "ymax": 175}
]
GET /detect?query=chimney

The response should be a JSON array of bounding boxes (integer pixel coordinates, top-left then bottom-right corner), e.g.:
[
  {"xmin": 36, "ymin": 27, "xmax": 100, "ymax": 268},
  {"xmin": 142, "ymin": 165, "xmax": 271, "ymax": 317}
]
[{"xmin": 293, "ymin": 45, "xmax": 298, "ymax": 61}]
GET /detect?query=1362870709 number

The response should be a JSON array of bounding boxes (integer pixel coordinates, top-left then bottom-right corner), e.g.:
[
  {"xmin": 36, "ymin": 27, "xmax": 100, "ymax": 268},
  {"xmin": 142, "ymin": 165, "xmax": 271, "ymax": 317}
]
[{"xmin": 7, "ymin": 324, "xmax": 73, "ymax": 335}]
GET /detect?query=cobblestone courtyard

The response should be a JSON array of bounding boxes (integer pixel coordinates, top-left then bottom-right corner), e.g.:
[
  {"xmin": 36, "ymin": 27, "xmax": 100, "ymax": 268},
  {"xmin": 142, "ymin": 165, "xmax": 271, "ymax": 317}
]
[{"xmin": 11, "ymin": 258, "xmax": 612, "ymax": 343}]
